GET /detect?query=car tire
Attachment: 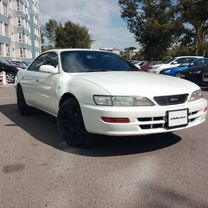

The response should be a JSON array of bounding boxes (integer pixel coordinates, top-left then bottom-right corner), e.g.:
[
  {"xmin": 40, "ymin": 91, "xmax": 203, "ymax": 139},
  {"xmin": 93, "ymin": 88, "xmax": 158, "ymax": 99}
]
[
  {"xmin": 16, "ymin": 85, "xmax": 33, "ymax": 115},
  {"xmin": 6, "ymin": 72, "xmax": 15, "ymax": 83},
  {"xmin": 57, "ymin": 99, "xmax": 94, "ymax": 148},
  {"xmin": 175, "ymin": 72, "xmax": 181, "ymax": 78}
]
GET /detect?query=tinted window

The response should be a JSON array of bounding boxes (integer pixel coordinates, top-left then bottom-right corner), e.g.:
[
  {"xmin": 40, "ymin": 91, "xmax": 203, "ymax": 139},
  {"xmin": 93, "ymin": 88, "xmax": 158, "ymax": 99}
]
[
  {"xmin": 163, "ymin": 57, "xmax": 175, "ymax": 64},
  {"xmin": 61, "ymin": 51, "xmax": 137, "ymax": 73},
  {"xmin": 192, "ymin": 59, "xmax": 205, "ymax": 67},
  {"xmin": 174, "ymin": 58, "xmax": 193, "ymax": 64},
  {"xmin": 28, "ymin": 52, "xmax": 58, "ymax": 72}
]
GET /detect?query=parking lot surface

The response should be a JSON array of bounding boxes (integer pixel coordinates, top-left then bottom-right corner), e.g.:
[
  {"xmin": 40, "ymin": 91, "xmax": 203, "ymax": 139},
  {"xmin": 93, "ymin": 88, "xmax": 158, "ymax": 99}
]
[{"xmin": 0, "ymin": 85, "xmax": 208, "ymax": 208}]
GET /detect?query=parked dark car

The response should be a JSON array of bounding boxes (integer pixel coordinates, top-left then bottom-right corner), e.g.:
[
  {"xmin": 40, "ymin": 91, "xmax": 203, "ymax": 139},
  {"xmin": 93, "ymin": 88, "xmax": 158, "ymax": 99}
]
[
  {"xmin": 0, "ymin": 60, "xmax": 19, "ymax": 83},
  {"xmin": 180, "ymin": 58, "xmax": 208, "ymax": 84},
  {"xmin": 11, "ymin": 60, "xmax": 27, "ymax": 69}
]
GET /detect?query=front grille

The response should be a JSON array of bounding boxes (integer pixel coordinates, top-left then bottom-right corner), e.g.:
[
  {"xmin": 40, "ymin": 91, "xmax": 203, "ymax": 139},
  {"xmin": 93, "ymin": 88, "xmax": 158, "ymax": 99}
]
[
  {"xmin": 137, "ymin": 109, "xmax": 201, "ymax": 130},
  {"xmin": 138, "ymin": 116, "xmax": 166, "ymax": 130},
  {"xmin": 154, "ymin": 94, "xmax": 188, "ymax": 106}
]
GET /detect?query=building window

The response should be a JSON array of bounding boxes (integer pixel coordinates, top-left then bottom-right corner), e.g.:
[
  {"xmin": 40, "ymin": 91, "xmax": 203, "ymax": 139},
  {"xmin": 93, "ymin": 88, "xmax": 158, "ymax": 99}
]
[
  {"xmin": 0, "ymin": 22, "xmax": 3, "ymax": 34},
  {"xmin": 17, "ymin": 0, "xmax": 22, "ymax": 11},
  {"xmin": 18, "ymin": 17, "xmax": 22, "ymax": 27},
  {"xmin": 4, "ymin": 23, "xmax": 9, "ymax": 36},
  {"xmin": 3, "ymin": 3, "xmax": 8, "ymax": 17},
  {"xmin": 0, "ymin": 43, "xmax": 4, "ymax": 56},
  {"xmin": 19, "ymin": 33, "xmax": 25, "ymax": 42},
  {"xmin": 20, "ymin": 48, "xmax": 26, "ymax": 58},
  {"xmin": 6, "ymin": 44, "xmax": 10, "ymax": 57}
]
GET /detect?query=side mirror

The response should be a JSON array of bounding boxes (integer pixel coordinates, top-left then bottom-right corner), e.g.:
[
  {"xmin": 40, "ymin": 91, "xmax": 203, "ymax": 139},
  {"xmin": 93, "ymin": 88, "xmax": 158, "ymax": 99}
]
[
  {"xmin": 171, "ymin": 61, "xmax": 178, "ymax": 65},
  {"xmin": 39, "ymin": 65, "xmax": 58, "ymax": 74}
]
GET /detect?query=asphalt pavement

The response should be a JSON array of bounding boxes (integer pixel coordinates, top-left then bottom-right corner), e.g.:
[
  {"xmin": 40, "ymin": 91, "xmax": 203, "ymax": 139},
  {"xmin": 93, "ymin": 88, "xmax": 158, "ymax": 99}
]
[{"xmin": 0, "ymin": 85, "xmax": 208, "ymax": 208}]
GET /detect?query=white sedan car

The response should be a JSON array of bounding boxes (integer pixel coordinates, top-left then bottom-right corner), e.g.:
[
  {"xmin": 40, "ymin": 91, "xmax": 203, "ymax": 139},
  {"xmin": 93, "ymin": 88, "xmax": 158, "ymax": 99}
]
[
  {"xmin": 149, "ymin": 56, "xmax": 203, "ymax": 74},
  {"xmin": 15, "ymin": 49, "xmax": 207, "ymax": 147}
]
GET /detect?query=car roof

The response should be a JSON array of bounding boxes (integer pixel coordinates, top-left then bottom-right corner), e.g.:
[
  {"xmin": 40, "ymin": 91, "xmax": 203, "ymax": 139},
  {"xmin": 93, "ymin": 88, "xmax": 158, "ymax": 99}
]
[
  {"xmin": 45, "ymin": 48, "xmax": 112, "ymax": 54},
  {"xmin": 175, "ymin": 56, "xmax": 204, "ymax": 58},
  {"xmin": 193, "ymin": 58, "xmax": 208, "ymax": 61}
]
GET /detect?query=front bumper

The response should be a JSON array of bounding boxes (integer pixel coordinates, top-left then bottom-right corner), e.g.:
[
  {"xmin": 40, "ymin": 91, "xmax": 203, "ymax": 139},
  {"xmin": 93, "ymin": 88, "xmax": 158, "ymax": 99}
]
[{"xmin": 81, "ymin": 98, "xmax": 207, "ymax": 136}]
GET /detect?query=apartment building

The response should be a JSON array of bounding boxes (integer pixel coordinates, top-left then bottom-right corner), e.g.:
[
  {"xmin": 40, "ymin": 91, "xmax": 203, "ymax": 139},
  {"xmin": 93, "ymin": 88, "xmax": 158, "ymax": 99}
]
[{"xmin": 0, "ymin": 0, "xmax": 41, "ymax": 61}]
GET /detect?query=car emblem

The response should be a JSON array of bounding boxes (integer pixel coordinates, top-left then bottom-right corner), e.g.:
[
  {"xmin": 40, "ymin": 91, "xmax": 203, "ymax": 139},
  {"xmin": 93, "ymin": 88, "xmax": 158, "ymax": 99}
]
[{"xmin": 169, "ymin": 97, "xmax": 179, "ymax": 102}]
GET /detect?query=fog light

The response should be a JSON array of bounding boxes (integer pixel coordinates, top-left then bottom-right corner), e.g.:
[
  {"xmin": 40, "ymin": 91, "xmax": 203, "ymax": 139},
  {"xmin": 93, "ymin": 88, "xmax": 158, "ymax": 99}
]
[{"xmin": 102, "ymin": 117, "xmax": 130, "ymax": 123}]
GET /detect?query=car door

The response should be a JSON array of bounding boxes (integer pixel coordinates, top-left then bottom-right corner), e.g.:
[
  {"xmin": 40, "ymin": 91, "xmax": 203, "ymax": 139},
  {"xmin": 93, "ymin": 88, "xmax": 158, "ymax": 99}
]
[
  {"xmin": 19, "ymin": 53, "xmax": 47, "ymax": 105},
  {"xmin": 33, "ymin": 52, "xmax": 60, "ymax": 115},
  {"xmin": 202, "ymin": 60, "xmax": 208, "ymax": 83}
]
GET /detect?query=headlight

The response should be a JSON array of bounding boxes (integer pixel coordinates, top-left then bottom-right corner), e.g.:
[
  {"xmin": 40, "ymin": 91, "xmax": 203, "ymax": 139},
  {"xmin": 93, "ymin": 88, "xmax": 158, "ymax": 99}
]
[
  {"xmin": 194, "ymin": 70, "xmax": 201, "ymax": 74},
  {"xmin": 189, "ymin": 89, "xmax": 203, "ymax": 102},
  {"xmin": 93, "ymin": 96, "xmax": 113, "ymax": 106},
  {"xmin": 160, "ymin": 69, "xmax": 171, "ymax": 74},
  {"xmin": 164, "ymin": 69, "xmax": 171, "ymax": 74},
  {"xmin": 93, "ymin": 95, "xmax": 155, "ymax": 106}
]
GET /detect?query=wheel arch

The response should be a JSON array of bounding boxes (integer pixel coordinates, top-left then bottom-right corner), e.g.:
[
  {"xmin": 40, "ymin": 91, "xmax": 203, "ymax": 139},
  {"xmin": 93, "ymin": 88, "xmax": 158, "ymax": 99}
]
[
  {"xmin": 59, "ymin": 93, "xmax": 79, "ymax": 108},
  {"xmin": 16, "ymin": 83, "xmax": 22, "ymax": 91}
]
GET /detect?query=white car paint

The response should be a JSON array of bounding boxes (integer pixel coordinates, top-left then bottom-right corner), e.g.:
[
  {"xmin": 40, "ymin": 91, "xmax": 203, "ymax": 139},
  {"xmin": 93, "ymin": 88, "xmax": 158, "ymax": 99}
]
[
  {"xmin": 149, "ymin": 56, "xmax": 203, "ymax": 74},
  {"xmin": 16, "ymin": 49, "xmax": 207, "ymax": 136}
]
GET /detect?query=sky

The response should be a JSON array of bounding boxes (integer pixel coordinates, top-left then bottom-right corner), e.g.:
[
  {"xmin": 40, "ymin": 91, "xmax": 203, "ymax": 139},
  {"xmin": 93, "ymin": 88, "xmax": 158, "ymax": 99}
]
[{"xmin": 39, "ymin": 0, "xmax": 139, "ymax": 50}]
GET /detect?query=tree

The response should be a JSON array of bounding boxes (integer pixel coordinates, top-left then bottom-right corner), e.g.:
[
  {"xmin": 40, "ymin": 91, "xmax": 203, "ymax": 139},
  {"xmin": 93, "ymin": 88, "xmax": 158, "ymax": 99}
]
[
  {"xmin": 118, "ymin": 0, "xmax": 182, "ymax": 60},
  {"xmin": 55, "ymin": 21, "xmax": 92, "ymax": 48},
  {"xmin": 177, "ymin": 0, "xmax": 208, "ymax": 55},
  {"xmin": 44, "ymin": 19, "xmax": 59, "ymax": 46}
]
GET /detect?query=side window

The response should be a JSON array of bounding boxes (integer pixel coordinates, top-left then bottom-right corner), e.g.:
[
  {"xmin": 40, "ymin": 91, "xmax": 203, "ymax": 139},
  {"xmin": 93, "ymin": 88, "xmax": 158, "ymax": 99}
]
[
  {"xmin": 28, "ymin": 53, "xmax": 49, "ymax": 71},
  {"xmin": 175, "ymin": 58, "xmax": 190, "ymax": 64},
  {"xmin": 28, "ymin": 52, "xmax": 58, "ymax": 72},
  {"xmin": 193, "ymin": 60, "xmax": 203, "ymax": 67},
  {"xmin": 44, "ymin": 52, "xmax": 58, "ymax": 68}
]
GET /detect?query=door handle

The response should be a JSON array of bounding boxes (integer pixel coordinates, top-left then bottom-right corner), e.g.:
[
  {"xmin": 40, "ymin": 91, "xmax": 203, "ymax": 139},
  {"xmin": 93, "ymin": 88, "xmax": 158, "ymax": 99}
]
[{"xmin": 36, "ymin": 79, "xmax": 39, "ymax": 82}]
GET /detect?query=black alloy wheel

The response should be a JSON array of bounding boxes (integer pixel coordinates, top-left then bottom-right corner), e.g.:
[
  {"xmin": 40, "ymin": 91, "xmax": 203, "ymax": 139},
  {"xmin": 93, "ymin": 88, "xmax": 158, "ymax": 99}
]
[{"xmin": 57, "ymin": 99, "xmax": 93, "ymax": 147}]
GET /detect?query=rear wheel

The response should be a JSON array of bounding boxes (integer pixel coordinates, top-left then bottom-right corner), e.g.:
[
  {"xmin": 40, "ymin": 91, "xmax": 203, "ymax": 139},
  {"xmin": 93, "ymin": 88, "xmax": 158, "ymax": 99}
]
[
  {"xmin": 6, "ymin": 72, "xmax": 15, "ymax": 83},
  {"xmin": 57, "ymin": 99, "xmax": 93, "ymax": 147},
  {"xmin": 16, "ymin": 85, "xmax": 33, "ymax": 115}
]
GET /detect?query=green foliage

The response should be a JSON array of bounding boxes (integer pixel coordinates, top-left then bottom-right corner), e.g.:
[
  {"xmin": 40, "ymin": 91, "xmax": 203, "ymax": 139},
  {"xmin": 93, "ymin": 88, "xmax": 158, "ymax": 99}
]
[
  {"xmin": 119, "ymin": 0, "xmax": 208, "ymax": 59},
  {"xmin": 55, "ymin": 21, "xmax": 92, "ymax": 48},
  {"xmin": 44, "ymin": 19, "xmax": 59, "ymax": 46},
  {"xmin": 177, "ymin": 0, "xmax": 208, "ymax": 55},
  {"xmin": 43, "ymin": 19, "xmax": 92, "ymax": 49},
  {"xmin": 119, "ymin": 0, "xmax": 182, "ymax": 60},
  {"xmin": 124, "ymin": 47, "xmax": 136, "ymax": 51}
]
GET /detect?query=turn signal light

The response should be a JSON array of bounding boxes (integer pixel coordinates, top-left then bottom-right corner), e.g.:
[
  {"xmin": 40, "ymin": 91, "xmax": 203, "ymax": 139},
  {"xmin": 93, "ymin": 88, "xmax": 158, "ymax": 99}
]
[{"xmin": 102, "ymin": 117, "xmax": 130, "ymax": 123}]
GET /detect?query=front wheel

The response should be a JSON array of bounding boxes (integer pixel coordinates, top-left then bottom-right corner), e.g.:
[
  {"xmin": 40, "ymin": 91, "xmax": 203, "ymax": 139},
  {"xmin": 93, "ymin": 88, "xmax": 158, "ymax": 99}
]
[
  {"xmin": 57, "ymin": 99, "xmax": 93, "ymax": 147},
  {"xmin": 16, "ymin": 85, "xmax": 33, "ymax": 115}
]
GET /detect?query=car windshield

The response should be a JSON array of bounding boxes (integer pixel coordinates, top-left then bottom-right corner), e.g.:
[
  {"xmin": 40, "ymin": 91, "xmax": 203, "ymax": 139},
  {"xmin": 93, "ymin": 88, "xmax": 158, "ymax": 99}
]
[
  {"xmin": 60, "ymin": 51, "xmax": 138, "ymax": 72},
  {"xmin": 163, "ymin": 57, "xmax": 176, "ymax": 64},
  {"xmin": 0, "ymin": 60, "xmax": 9, "ymax": 65},
  {"xmin": 180, "ymin": 59, "xmax": 196, "ymax": 66}
]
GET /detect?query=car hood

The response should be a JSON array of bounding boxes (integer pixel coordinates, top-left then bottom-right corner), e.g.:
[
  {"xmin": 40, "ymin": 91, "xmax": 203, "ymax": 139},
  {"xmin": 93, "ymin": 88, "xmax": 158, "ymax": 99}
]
[{"xmin": 73, "ymin": 71, "xmax": 199, "ymax": 96}]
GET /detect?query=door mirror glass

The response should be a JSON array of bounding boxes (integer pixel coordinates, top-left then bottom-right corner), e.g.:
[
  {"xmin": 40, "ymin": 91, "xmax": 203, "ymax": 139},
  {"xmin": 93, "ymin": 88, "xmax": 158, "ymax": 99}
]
[{"xmin": 39, "ymin": 65, "xmax": 58, "ymax": 74}]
